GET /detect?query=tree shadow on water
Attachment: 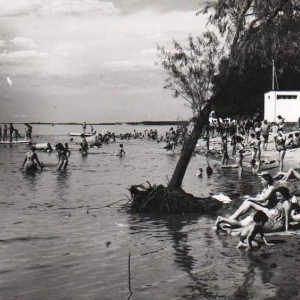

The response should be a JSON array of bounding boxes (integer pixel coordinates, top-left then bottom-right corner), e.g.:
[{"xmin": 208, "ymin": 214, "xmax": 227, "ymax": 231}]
[{"xmin": 128, "ymin": 213, "xmax": 229, "ymax": 299}]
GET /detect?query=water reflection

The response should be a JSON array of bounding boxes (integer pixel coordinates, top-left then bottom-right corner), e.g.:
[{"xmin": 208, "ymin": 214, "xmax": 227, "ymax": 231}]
[
  {"xmin": 21, "ymin": 170, "xmax": 38, "ymax": 188},
  {"xmin": 55, "ymin": 171, "xmax": 71, "ymax": 198}
]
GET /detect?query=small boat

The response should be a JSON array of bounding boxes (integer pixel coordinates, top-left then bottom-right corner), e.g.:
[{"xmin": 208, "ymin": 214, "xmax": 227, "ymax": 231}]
[
  {"xmin": 69, "ymin": 132, "xmax": 94, "ymax": 137},
  {"xmin": 243, "ymin": 160, "xmax": 279, "ymax": 173},
  {"xmin": 0, "ymin": 140, "xmax": 31, "ymax": 145}
]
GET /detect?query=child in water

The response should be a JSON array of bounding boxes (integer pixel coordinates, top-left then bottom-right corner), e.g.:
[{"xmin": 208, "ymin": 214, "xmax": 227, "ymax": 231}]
[
  {"xmin": 236, "ymin": 211, "xmax": 273, "ymax": 251},
  {"xmin": 195, "ymin": 168, "xmax": 203, "ymax": 177},
  {"xmin": 117, "ymin": 144, "xmax": 125, "ymax": 157}
]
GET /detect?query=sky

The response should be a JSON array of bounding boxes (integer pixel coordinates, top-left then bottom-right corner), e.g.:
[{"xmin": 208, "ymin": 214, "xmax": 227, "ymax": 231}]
[{"xmin": 0, "ymin": 0, "xmax": 208, "ymax": 123}]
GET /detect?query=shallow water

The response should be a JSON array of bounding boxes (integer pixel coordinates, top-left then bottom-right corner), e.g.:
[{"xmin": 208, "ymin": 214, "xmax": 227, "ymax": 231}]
[{"xmin": 0, "ymin": 124, "xmax": 294, "ymax": 299}]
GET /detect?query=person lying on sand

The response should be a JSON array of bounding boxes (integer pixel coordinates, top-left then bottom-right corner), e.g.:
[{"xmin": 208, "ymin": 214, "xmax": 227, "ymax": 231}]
[{"xmin": 273, "ymin": 168, "xmax": 300, "ymax": 182}]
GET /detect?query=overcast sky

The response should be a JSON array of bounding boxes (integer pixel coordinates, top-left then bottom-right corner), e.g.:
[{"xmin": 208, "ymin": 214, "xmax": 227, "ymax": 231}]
[{"xmin": 0, "ymin": 0, "xmax": 207, "ymax": 123}]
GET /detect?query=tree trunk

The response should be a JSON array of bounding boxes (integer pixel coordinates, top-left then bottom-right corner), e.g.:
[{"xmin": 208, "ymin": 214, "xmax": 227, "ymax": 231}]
[{"xmin": 168, "ymin": 104, "xmax": 212, "ymax": 189}]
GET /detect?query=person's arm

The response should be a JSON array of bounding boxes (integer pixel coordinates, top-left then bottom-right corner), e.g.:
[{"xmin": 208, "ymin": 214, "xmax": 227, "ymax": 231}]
[
  {"xmin": 247, "ymin": 186, "xmax": 275, "ymax": 202},
  {"xmin": 261, "ymin": 231, "xmax": 274, "ymax": 246},
  {"xmin": 33, "ymin": 153, "xmax": 43, "ymax": 170},
  {"xmin": 21, "ymin": 156, "xmax": 27, "ymax": 169},
  {"xmin": 284, "ymin": 200, "xmax": 292, "ymax": 231}
]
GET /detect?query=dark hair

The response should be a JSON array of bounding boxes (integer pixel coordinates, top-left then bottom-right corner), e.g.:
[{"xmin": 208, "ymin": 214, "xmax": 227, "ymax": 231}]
[
  {"xmin": 55, "ymin": 143, "xmax": 64, "ymax": 150},
  {"xmin": 277, "ymin": 115, "xmax": 282, "ymax": 119},
  {"xmin": 30, "ymin": 146, "xmax": 36, "ymax": 151},
  {"xmin": 261, "ymin": 173, "xmax": 274, "ymax": 185},
  {"xmin": 288, "ymin": 134, "xmax": 293, "ymax": 138},
  {"xmin": 276, "ymin": 186, "xmax": 290, "ymax": 199},
  {"xmin": 253, "ymin": 211, "xmax": 269, "ymax": 224},
  {"xmin": 235, "ymin": 135, "xmax": 244, "ymax": 142}
]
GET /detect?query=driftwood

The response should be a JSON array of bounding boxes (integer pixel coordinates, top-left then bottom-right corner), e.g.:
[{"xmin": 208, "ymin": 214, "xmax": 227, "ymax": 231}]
[{"xmin": 123, "ymin": 182, "xmax": 223, "ymax": 213}]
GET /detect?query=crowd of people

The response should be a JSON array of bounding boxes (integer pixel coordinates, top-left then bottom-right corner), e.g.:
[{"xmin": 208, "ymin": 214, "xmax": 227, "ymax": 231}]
[
  {"xmin": 199, "ymin": 114, "xmax": 300, "ymax": 180},
  {"xmin": 214, "ymin": 173, "xmax": 300, "ymax": 251},
  {"xmin": 0, "ymin": 123, "xmax": 30, "ymax": 142},
  {"xmin": 204, "ymin": 115, "xmax": 300, "ymax": 250},
  {"xmin": 19, "ymin": 122, "xmax": 188, "ymax": 172}
]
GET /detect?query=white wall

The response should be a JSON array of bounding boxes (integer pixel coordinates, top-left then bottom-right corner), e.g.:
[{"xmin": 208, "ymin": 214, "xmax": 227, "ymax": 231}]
[{"xmin": 264, "ymin": 91, "xmax": 300, "ymax": 122}]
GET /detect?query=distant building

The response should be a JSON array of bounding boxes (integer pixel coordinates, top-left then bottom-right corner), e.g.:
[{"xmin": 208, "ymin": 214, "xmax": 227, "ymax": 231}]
[{"xmin": 264, "ymin": 91, "xmax": 300, "ymax": 122}]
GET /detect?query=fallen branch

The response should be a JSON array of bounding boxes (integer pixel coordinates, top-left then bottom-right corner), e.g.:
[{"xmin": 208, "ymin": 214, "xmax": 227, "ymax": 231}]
[{"xmin": 86, "ymin": 198, "xmax": 127, "ymax": 213}]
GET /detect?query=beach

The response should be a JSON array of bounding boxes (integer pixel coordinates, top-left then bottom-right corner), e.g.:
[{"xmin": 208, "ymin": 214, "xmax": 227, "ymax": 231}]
[{"xmin": 0, "ymin": 124, "xmax": 300, "ymax": 300}]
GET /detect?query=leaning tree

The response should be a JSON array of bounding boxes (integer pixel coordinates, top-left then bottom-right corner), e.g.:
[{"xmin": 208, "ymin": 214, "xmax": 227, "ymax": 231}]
[
  {"xmin": 125, "ymin": 0, "xmax": 300, "ymax": 213},
  {"xmin": 158, "ymin": 33, "xmax": 221, "ymax": 189}
]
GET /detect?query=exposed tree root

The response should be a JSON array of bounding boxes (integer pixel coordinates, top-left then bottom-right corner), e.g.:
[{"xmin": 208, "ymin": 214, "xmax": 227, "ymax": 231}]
[{"xmin": 123, "ymin": 182, "xmax": 223, "ymax": 213}]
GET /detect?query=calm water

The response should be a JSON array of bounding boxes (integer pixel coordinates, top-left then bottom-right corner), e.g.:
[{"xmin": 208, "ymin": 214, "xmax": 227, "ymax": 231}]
[{"xmin": 0, "ymin": 124, "xmax": 290, "ymax": 299}]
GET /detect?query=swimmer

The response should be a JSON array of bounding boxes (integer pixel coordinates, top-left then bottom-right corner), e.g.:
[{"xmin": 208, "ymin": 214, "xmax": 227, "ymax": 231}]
[
  {"xmin": 117, "ymin": 144, "xmax": 125, "ymax": 157},
  {"xmin": 44, "ymin": 142, "xmax": 53, "ymax": 153},
  {"xmin": 195, "ymin": 168, "xmax": 203, "ymax": 177},
  {"xmin": 80, "ymin": 134, "xmax": 89, "ymax": 155},
  {"xmin": 21, "ymin": 146, "xmax": 44, "ymax": 172}
]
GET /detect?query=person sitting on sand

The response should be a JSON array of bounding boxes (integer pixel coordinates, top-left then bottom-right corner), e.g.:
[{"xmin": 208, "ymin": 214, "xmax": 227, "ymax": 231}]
[
  {"xmin": 236, "ymin": 211, "xmax": 274, "ymax": 251},
  {"xmin": 22, "ymin": 146, "xmax": 44, "ymax": 172},
  {"xmin": 195, "ymin": 168, "xmax": 203, "ymax": 177},
  {"xmin": 222, "ymin": 173, "xmax": 277, "ymax": 224},
  {"xmin": 55, "ymin": 143, "xmax": 71, "ymax": 170},
  {"xmin": 215, "ymin": 186, "xmax": 293, "ymax": 234}
]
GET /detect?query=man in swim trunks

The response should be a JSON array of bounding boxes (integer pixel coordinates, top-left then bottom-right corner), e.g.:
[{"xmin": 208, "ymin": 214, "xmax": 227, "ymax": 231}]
[
  {"xmin": 22, "ymin": 146, "xmax": 44, "ymax": 172},
  {"xmin": 261, "ymin": 120, "xmax": 270, "ymax": 150}
]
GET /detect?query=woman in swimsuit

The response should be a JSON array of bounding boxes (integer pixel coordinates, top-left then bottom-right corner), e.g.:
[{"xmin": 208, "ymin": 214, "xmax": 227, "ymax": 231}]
[
  {"xmin": 22, "ymin": 146, "xmax": 44, "ymax": 172},
  {"xmin": 216, "ymin": 172, "xmax": 277, "ymax": 229},
  {"xmin": 249, "ymin": 132, "xmax": 261, "ymax": 171},
  {"xmin": 55, "ymin": 143, "xmax": 71, "ymax": 170},
  {"xmin": 215, "ymin": 186, "xmax": 293, "ymax": 233},
  {"xmin": 274, "ymin": 132, "xmax": 286, "ymax": 172}
]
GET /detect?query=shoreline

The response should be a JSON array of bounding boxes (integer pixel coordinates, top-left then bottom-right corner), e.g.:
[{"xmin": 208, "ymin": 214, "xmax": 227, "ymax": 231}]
[{"xmin": 0, "ymin": 120, "xmax": 189, "ymax": 126}]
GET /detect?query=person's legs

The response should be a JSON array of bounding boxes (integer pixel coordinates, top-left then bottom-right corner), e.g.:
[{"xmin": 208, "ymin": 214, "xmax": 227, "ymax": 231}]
[
  {"xmin": 279, "ymin": 150, "xmax": 286, "ymax": 172},
  {"xmin": 57, "ymin": 161, "xmax": 63, "ymax": 170},
  {"xmin": 63, "ymin": 159, "xmax": 68, "ymax": 170},
  {"xmin": 230, "ymin": 200, "xmax": 269, "ymax": 220},
  {"xmin": 215, "ymin": 216, "xmax": 242, "ymax": 227},
  {"xmin": 280, "ymin": 168, "xmax": 300, "ymax": 182}
]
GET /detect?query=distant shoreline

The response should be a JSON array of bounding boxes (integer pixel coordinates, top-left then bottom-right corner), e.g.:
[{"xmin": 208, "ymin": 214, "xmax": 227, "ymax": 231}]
[{"xmin": 0, "ymin": 121, "xmax": 189, "ymax": 126}]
